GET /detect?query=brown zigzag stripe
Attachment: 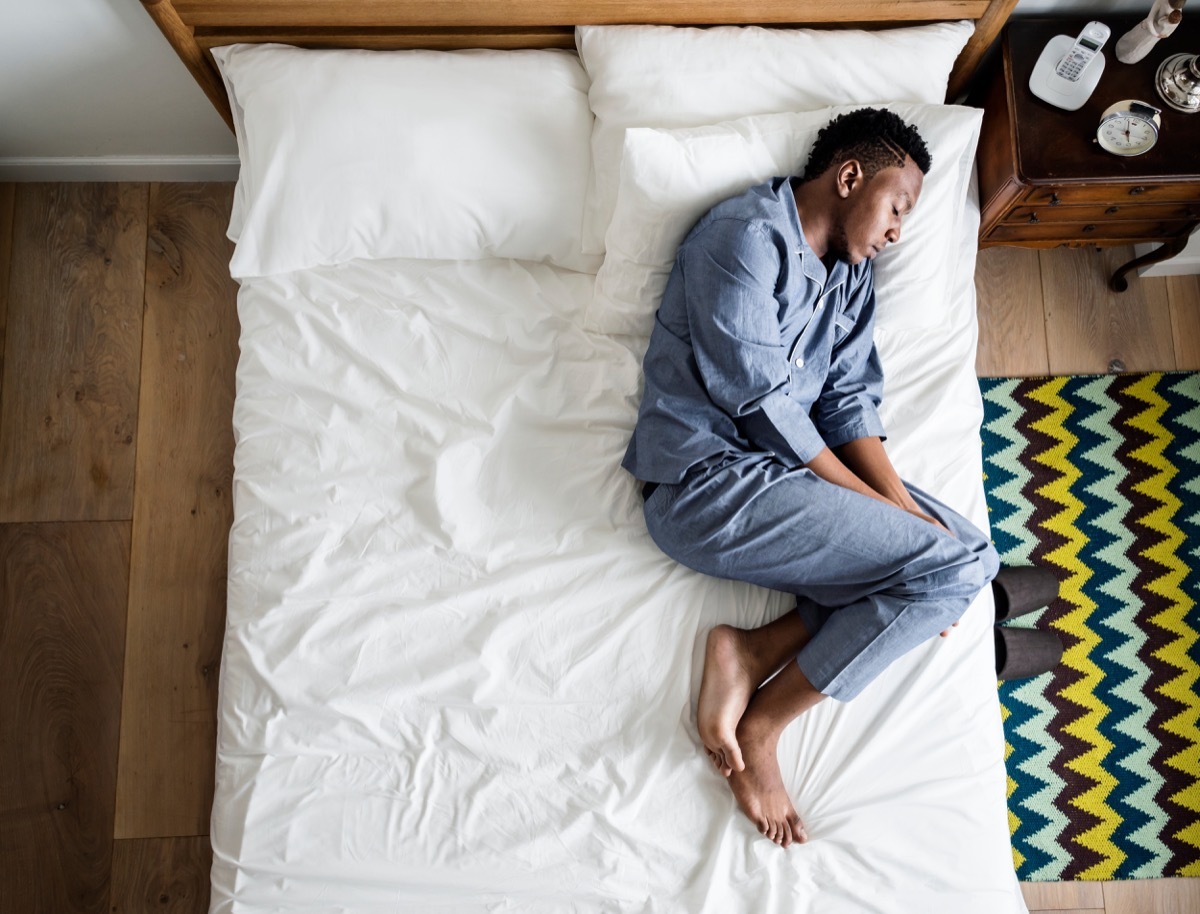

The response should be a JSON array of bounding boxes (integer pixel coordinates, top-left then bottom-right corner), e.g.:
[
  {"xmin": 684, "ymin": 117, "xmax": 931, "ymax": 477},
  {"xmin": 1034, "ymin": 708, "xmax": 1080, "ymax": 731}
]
[
  {"xmin": 1112, "ymin": 376, "xmax": 1196, "ymax": 870},
  {"xmin": 1016, "ymin": 380, "xmax": 1072, "ymax": 565},
  {"xmin": 1105, "ymin": 377, "xmax": 1171, "ymax": 868},
  {"xmin": 1015, "ymin": 377, "xmax": 1106, "ymax": 878}
]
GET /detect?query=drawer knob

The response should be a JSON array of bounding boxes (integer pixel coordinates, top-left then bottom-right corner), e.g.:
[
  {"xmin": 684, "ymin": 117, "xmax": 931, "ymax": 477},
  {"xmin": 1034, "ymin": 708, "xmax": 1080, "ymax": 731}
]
[
  {"xmin": 1130, "ymin": 186, "xmax": 1146, "ymax": 196},
  {"xmin": 1028, "ymin": 212, "xmax": 1040, "ymax": 224},
  {"xmin": 1049, "ymin": 192, "xmax": 1061, "ymax": 206},
  {"xmin": 1083, "ymin": 224, "xmax": 1096, "ymax": 232},
  {"xmin": 1106, "ymin": 206, "xmax": 1120, "ymax": 215}
]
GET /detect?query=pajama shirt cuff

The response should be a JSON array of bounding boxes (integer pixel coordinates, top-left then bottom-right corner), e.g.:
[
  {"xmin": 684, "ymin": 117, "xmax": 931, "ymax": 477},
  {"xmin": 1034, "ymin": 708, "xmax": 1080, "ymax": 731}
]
[{"xmin": 818, "ymin": 410, "xmax": 887, "ymax": 450}]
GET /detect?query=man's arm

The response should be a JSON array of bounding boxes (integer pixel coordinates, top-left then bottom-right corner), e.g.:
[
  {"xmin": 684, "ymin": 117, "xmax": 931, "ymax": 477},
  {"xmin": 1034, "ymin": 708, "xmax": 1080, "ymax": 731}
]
[
  {"xmin": 830, "ymin": 436, "xmax": 948, "ymax": 532},
  {"xmin": 802, "ymin": 444, "xmax": 894, "ymax": 506}
]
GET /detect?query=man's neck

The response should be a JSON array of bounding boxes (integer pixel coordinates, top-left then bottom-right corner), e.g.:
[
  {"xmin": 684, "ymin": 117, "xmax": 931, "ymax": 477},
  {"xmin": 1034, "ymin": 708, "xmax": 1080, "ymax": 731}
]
[{"xmin": 789, "ymin": 177, "xmax": 835, "ymax": 265}]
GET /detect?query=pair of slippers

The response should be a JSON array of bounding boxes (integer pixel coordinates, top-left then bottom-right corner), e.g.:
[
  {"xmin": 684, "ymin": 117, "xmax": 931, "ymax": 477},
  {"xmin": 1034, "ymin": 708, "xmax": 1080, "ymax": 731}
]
[{"xmin": 992, "ymin": 566, "xmax": 1063, "ymax": 681}]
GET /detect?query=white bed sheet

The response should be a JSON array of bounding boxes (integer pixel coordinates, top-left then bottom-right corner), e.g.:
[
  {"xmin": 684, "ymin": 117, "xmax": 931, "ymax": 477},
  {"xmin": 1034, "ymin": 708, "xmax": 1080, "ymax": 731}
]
[{"xmin": 212, "ymin": 197, "xmax": 1026, "ymax": 913}]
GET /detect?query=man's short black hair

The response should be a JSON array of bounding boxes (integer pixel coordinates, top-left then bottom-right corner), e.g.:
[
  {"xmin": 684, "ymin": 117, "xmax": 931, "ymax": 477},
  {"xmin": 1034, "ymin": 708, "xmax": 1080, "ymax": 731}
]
[{"xmin": 799, "ymin": 108, "xmax": 931, "ymax": 183}]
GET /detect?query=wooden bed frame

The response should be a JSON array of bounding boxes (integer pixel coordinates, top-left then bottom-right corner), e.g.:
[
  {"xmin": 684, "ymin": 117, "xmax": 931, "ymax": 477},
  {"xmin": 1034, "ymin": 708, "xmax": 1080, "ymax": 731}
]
[{"xmin": 141, "ymin": 0, "xmax": 1018, "ymax": 132}]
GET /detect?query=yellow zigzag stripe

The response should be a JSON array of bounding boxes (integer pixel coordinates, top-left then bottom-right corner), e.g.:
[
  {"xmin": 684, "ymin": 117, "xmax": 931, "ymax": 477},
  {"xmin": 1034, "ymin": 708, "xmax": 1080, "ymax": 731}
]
[
  {"xmin": 1127, "ymin": 374, "xmax": 1200, "ymax": 873},
  {"xmin": 1030, "ymin": 378, "xmax": 1123, "ymax": 879},
  {"xmin": 1002, "ymin": 702, "xmax": 1025, "ymax": 871}
]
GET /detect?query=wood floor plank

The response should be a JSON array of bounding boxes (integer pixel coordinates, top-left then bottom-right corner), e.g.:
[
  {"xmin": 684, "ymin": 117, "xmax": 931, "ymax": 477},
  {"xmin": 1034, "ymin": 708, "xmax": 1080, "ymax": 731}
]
[
  {"xmin": 975, "ymin": 246, "xmax": 1049, "ymax": 377},
  {"xmin": 1020, "ymin": 880, "xmax": 1106, "ymax": 909},
  {"xmin": 0, "ymin": 183, "xmax": 15, "ymax": 411},
  {"xmin": 0, "ymin": 183, "xmax": 147, "ymax": 523},
  {"xmin": 1102, "ymin": 876, "xmax": 1200, "ymax": 913},
  {"xmin": 109, "ymin": 836, "xmax": 211, "ymax": 914},
  {"xmin": 114, "ymin": 184, "xmax": 238, "ymax": 839},
  {"xmin": 1041, "ymin": 245, "xmax": 1176, "ymax": 376},
  {"xmin": 1168, "ymin": 274, "xmax": 1200, "ymax": 371},
  {"xmin": 0, "ymin": 522, "xmax": 131, "ymax": 914}
]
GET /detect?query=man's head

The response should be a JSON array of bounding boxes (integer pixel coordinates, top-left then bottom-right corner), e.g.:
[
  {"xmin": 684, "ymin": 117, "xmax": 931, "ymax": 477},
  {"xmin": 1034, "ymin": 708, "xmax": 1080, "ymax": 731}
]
[{"xmin": 797, "ymin": 108, "xmax": 931, "ymax": 265}]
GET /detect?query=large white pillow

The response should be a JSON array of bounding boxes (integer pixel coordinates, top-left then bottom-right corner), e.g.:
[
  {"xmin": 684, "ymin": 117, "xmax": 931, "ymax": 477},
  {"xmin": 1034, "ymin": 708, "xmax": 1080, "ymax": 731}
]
[
  {"xmin": 575, "ymin": 21, "xmax": 975, "ymax": 253},
  {"xmin": 211, "ymin": 44, "xmax": 602, "ymax": 278},
  {"xmin": 586, "ymin": 103, "xmax": 983, "ymax": 337}
]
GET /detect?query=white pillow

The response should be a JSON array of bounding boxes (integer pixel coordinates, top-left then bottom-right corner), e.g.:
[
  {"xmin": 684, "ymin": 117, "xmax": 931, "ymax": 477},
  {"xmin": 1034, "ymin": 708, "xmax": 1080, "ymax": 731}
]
[
  {"xmin": 211, "ymin": 44, "xmax": 602, "ymax": 278},
  {"xmin": 575, "ymin": 21, "xmax": 975, "ymax": 253},
  {"xmin": 586, "ymin": 103, "xmax": 983, "ymax": 337}
]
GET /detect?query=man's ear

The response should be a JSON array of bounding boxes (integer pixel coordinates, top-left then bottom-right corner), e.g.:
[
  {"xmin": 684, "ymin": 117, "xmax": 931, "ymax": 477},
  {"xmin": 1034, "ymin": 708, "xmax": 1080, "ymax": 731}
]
[{"xmin": 836, "ymin": 160, "xmax": 863, "ymax": 199}]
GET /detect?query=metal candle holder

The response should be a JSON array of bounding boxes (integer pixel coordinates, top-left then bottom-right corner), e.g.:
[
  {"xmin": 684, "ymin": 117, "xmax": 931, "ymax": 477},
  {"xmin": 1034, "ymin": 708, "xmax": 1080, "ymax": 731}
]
[{"xmin": 1157, "ymin": 52, "xmax": 1200, "ymax": 111}]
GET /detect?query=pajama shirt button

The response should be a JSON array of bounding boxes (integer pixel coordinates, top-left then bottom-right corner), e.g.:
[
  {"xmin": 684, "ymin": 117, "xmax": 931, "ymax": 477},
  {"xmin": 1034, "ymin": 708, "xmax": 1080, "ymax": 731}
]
[{"xmin": 794, "ymin": 356, "xmax": 805, "ymax": 368}]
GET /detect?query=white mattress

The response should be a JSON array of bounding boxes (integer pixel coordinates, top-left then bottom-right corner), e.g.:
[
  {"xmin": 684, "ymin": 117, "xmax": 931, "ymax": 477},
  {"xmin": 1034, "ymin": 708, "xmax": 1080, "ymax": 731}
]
[{"xmin": 212, "ymin": 203, "xmax": 1026, "ymax": 912}]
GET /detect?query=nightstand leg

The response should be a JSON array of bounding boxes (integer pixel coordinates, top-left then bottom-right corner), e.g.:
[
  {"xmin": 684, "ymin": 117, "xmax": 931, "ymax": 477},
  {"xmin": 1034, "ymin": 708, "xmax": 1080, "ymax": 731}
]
[{"xmin": 1109, "ymin": 230, "xmax": 1195, "ymax": 293}]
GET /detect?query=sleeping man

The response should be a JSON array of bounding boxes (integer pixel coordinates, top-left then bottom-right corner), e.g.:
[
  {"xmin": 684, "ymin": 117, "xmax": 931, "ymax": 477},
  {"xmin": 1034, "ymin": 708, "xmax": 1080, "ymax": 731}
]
[{"xmin": 622, "ymin": 108, "xmax": 999, "ymax": 848}]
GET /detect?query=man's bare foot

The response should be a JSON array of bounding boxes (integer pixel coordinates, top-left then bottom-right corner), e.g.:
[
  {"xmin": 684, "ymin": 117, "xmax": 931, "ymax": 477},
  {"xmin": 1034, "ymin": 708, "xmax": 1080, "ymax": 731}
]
[
  {"xmin": 728, "ymin": 712, "xmax": 807, "ymax": 847},
  {"xmin": 697, "ymin": 625, "xmax": 757, "ymax": 777}
]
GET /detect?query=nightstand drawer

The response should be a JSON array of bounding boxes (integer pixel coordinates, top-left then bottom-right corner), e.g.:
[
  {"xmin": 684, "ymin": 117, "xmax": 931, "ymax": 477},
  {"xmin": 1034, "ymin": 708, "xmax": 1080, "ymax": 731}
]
[
  {"xmin": 986, "ymin": 218, "xmax": 1194, "ymax": 244},
  {"xmin": 1021, "ymin": 184, "xmax": 1200, "ymax": 208},
  {"xmin": 1004, "ymin": 201, "xmax": 1200, "ymax": 224}
]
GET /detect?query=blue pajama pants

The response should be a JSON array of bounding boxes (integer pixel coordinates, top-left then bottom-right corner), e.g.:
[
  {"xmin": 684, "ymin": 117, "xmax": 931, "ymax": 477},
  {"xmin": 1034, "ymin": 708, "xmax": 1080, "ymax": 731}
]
[{"xmin": 643, "ymin": 456, "xmax": 1000, "ymax": 701}]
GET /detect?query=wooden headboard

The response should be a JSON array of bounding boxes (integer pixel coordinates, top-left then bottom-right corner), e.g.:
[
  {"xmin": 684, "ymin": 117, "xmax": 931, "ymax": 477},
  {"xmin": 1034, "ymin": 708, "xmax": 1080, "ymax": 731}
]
[{"xmin": 141, "ymin": 0, "xmax": 1019, "ymax": 132}]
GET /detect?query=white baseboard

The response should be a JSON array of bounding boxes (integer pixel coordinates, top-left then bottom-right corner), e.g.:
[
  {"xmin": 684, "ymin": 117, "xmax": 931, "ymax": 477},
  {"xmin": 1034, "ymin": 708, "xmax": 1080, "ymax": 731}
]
[
  {"xmin": 1135, "ymin": 233, "xmax": 1200, "ymax": 277},
  {"xmin": 0, "ymin": 155, "xmax": 240, "ymax": 182}
]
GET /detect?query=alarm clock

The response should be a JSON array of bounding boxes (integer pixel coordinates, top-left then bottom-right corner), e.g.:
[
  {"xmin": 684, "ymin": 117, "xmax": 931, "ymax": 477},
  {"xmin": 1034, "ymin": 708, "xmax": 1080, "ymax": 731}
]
[{"xmin": 1096, "ymin": 99, "xmax": 1162, "ymax": 155}]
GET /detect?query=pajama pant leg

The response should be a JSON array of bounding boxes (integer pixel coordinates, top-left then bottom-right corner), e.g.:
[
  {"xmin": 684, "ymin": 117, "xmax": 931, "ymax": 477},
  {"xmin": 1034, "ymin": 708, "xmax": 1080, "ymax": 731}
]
[{"xmin": 642, "ymin": 457, "xmax": 999, "ymax": 701}]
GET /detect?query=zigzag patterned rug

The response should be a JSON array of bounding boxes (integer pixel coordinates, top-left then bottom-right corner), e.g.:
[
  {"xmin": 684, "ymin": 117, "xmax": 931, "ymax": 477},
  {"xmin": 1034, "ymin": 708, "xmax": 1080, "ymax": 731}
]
[{"xmin": 980, "ymin": 371, "xmax": 1200, "ymax": 881}]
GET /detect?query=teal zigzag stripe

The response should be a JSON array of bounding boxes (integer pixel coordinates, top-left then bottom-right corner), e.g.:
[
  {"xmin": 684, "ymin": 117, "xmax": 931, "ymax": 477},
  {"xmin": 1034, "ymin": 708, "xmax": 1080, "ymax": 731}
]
[
  {"xmin": 1074, "ymin": 375, "xmax": 1166, "ymax": 878},
  {"xmin": 982, "ymin": 379, "xmax": 1040, "ymax": 565},
  {"xmin": 983, "ymin": 378, "xmax": 1069, "ymax": 878},
  {"xmin": 1010, "ymin": 669, "xmax": 1072, "ymax": 880},
  {"xmin": 1071, "ymin": 375, "xmax": 1162, "ymax": 877}
]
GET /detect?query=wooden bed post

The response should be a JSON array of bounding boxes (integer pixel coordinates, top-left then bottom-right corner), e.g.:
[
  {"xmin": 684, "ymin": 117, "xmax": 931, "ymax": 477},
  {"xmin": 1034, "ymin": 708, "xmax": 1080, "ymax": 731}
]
[
  {"xmin": 140, "ymin": 0, "xmax": 235, "ymax": 131},
  {"xmin": 946, "ymin": 0, "xmax": 1020, "ymax": 101}
]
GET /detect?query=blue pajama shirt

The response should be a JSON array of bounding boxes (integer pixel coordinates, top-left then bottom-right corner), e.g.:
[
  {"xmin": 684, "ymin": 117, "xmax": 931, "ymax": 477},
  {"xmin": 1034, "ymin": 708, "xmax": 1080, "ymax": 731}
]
[{"xmin": 623, "ymin": 178, "xmax": 998, "ymax": 701}]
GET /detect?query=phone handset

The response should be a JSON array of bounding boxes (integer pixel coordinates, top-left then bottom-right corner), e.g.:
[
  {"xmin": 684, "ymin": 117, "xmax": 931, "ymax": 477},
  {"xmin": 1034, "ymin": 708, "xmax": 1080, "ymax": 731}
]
[{"xmin": 1054, "ymin": 21, "xmax": 1112, "ymax": 82}]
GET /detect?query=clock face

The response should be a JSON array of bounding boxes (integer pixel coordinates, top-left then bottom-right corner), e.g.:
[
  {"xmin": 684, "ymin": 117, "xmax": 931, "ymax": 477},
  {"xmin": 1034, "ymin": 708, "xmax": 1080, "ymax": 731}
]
[{"xmin": 1097, "ymin": 114, "xmax": 1158, "ymax": 156}]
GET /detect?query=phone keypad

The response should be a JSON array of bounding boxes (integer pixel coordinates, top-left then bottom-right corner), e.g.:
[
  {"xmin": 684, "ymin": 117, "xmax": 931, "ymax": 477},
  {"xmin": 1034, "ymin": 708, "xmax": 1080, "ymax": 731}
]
[{"xmin": 1056, "ymin": 51, "xmax": 1090, "ymax": 80}]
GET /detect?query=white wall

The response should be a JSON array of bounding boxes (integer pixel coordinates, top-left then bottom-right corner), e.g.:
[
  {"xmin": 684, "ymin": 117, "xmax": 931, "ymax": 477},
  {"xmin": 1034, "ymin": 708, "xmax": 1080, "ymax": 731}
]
[
  {"xmin": 0, "ymin": 0, "xmax": 1166, "ymax": 180},
  {"xmin": 0, "ymin": 0, "xmax": 237, "ymax": 180}
]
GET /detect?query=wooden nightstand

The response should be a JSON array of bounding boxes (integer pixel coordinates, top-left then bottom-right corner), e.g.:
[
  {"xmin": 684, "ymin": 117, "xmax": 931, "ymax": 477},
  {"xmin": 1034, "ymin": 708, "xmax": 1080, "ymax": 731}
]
[{"xmin": 977, "ymin": 17, "xmax": 1200, "ymax": 291}]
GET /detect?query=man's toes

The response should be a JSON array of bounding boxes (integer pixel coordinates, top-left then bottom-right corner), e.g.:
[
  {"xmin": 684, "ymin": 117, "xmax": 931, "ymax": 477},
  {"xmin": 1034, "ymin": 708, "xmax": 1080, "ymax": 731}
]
[
  {"xmin": 780, "ymin": 819, "xmax": 793, "ymax": 848},
  {"xmin": 706, "ymin": 747, "xmax": 732, "ymax": 777},
  {"xmin": 790, "ymin": 813, "xmax": 808, "ymax": 843},
  {"xmin": 726, "ymin": 742, "xmax": 745, "ymax": 773}
]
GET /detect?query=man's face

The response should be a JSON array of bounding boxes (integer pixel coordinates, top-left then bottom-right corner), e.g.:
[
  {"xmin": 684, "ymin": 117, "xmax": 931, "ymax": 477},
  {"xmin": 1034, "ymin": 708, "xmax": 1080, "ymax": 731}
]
[{"xmin": 829, "ymin": 156, "xmax": 924, "ymax": 266}]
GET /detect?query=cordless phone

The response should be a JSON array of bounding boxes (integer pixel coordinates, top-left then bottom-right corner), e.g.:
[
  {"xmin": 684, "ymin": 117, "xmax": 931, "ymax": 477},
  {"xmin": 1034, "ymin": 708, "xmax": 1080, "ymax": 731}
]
[
  {"xmin": 1029, "ymin": 21, "xmax": 1111, "ymax": 110},
  {"xmin": 1053, "ymin": 21, "xmax": 1111, "ymax": 81}
]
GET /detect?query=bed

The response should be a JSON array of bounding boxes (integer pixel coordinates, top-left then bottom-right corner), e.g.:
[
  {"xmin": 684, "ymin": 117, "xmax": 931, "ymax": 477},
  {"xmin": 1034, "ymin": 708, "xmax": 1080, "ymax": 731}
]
[{"xmin": 141, "ymin": 2, "xmax": 1027, "ymax": 911}]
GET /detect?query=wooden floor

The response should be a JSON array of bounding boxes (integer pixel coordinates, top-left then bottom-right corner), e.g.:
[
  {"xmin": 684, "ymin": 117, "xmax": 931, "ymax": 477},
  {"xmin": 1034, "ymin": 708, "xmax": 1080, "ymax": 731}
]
[{"xmin": 0, "ymin": 183, "xmax": 1197, "ymax": 913}]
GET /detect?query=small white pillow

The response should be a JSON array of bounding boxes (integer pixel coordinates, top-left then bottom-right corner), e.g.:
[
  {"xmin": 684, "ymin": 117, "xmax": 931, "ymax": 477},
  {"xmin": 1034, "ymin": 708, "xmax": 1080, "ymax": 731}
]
[
  {"xmin": 586, "ymin": 103, "xmax": 983, "ymax": 337},
  {"xmin": 575, "ymin": 21, "xmax": 975, "ymax": 253},
  {"xmin": 212, "ymin": 44, "xmax": 602, "ymax": 278}
]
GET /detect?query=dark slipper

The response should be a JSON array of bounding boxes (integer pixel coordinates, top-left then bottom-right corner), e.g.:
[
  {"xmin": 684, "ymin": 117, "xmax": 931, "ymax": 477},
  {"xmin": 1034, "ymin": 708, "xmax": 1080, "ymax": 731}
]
[
  {"xmin": 994, "ymin": 626, "xmax": 1064, "ymax": 680},
  {"xmin": 992, "ymin": 565, "xmax": 1059, "ymax": 622}
]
